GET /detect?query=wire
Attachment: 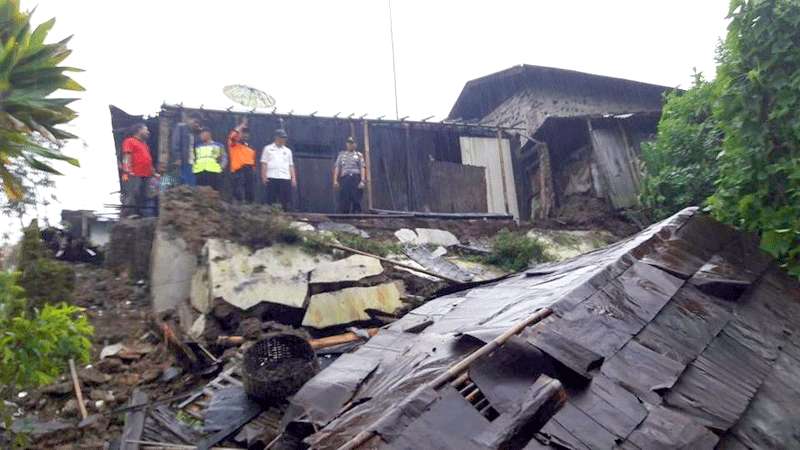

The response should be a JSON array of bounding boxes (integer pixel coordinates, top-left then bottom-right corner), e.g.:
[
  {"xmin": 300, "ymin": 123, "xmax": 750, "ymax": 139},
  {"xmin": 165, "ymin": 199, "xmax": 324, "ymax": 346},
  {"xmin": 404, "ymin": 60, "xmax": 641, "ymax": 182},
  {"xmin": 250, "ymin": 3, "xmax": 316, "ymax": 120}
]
[{"xmin": 388, "ymin": 0, "xmax": 399, "ymax": 120}]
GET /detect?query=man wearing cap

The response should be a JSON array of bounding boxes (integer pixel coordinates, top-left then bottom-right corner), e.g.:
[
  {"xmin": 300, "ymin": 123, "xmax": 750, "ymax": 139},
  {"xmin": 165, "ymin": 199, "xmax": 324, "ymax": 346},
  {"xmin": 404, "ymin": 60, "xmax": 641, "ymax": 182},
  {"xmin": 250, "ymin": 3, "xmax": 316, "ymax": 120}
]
[
  {"xmin": 260, "ymin": 129, "xmax": 296, "ymax": 211},
  {"xmin": 333, "ymin": 136, "xmax": 367, "ymax": 214}
]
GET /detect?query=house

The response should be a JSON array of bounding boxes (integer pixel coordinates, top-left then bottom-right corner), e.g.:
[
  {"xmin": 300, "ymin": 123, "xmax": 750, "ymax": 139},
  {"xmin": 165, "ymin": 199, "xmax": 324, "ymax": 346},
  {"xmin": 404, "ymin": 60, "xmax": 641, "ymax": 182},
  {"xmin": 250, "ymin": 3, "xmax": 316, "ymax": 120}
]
[
  {"xmin": 449, "ymin": 65, "xmax": 673, "ymax": 222},
  {"xmin": 282, "ymin": 208, "xmax": 800, "ymax": 449},
  {"xmin": 109, "ymin": 105, "xmax": 521, "ymax": 218}
]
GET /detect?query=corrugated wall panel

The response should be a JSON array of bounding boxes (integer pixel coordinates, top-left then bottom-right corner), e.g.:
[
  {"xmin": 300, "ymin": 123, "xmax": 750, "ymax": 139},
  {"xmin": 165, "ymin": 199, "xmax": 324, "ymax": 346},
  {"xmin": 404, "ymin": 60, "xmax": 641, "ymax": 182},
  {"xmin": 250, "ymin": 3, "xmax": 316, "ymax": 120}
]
[{"xmin": 459, "ymin": 137, "xmax": 519, "ymax": 219}]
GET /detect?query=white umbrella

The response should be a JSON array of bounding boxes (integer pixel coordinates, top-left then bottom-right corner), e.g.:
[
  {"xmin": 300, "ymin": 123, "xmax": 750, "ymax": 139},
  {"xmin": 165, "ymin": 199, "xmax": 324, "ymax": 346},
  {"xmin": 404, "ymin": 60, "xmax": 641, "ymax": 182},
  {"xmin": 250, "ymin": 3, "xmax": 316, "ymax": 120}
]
[{"xmin": 223, "ymin": 84, "xmax": 276, "ymax": 109}]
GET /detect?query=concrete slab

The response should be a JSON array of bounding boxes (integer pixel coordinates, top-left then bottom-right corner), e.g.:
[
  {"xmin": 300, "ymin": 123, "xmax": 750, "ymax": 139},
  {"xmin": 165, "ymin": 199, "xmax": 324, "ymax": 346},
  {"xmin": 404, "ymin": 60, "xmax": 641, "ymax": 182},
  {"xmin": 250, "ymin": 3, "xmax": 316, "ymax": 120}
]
[
  {"xmin": 190, "ymin": 268, "xmax": 211, "ymax": 313},
  {"xmin": 206, "ymin": 239, "xmax": 329, "ymax": 311},
  {"xmin": 150, "ymin": 230, "xmax": 197, "ymax": 313},
  {"xmin": 310, "ymin": 254, "xmax": 384, "ymax": 285},
  {"xmin": 302, "ymin": 283, "xmax": 403, "ymax": 329},
  {"xmin": 414, "ymin": 228, "xmax": 460, "ymax": 247}
]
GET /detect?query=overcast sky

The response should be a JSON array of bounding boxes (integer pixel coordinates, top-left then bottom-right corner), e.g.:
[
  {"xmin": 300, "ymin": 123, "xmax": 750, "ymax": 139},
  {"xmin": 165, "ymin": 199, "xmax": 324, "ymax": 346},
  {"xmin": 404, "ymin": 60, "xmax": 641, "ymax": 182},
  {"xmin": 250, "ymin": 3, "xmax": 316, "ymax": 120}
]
[{"xmin": 6, "ymin": 0, "xmax": 730, "ymax": 240}]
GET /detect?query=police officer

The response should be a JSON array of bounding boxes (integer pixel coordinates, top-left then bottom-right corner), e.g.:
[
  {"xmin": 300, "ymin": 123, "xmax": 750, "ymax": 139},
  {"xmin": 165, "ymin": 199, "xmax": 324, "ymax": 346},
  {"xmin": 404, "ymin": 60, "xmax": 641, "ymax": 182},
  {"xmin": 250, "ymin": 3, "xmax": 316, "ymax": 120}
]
[{"xmin": 333, "ymin": 136, "xmax": 366, "ymax": 214}]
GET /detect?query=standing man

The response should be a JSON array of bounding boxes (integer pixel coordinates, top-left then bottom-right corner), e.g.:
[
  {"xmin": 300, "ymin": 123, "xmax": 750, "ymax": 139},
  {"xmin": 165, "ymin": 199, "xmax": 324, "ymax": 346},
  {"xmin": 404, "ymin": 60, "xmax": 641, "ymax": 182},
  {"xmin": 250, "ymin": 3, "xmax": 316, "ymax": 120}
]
[
  {"xmin": 260, "ymin": 129, "xmax": 296, "ymax": 211},
  {"xmin": 169, "ymin": 113, "xmax": 201, "ymax": 186},
  {"xmin": 121, "ymin": 123, "xmax": 157, "ymax": 217},
  {"xmin": 193, "ymin": 128, "xmax": 226, "ymax": 191},
  {"xmin": 333, "ymin": 136, "xmax": 366, "ymax": 214},
  {"xmin": 228, "ymin": 119, "xmax": 256, "ymax": 203}
]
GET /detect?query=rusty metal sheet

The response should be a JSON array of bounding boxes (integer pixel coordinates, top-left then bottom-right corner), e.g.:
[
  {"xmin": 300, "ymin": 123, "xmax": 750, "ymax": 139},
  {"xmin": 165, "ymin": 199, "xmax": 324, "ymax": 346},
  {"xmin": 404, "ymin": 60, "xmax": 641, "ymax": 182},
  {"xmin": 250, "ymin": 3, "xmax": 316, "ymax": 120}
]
[
  {"xmin": 625, "ymin": 405, "xmax": 719, "ymax": 450},
  {"xmin": 527, "ymin": 328, "xmax": 603, "ymax": 381},
  {"xmin": 601, "ymin": 340, "xmax": 684, "ymax": 404},
  {"xmin": 567, "ymin": 375, "xmax": 647, "ymax": 439},
  {"xmin": 384, "ymin": 387, "xmax": 489, "ymax": 450},
  {"xmin": 288, "ymin": 353, "xmax": 379, "ymax": 426},
  {"xmin": 665, "ymin": 329, "xmax": 772, "ymax": 429},
  {"xmin": 469, "ymin": 337, "xmax": 552, "ymax": 414},
  {"xmin": 635, "ymin": 284, "xmax": 734, "ymax": 364}
]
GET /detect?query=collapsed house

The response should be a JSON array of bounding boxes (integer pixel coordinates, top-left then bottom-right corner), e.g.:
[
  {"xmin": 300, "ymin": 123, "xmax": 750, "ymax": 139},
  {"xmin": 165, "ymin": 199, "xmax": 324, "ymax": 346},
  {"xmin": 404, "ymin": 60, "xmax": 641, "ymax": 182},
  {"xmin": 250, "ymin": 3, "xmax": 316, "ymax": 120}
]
[
  {"xmin": 109, "ymin": 64, "xmax": 674, "ymax": 224},
  {"xmin": 281, "ymin": 207, "xmax": 800, "ymax": 449}
]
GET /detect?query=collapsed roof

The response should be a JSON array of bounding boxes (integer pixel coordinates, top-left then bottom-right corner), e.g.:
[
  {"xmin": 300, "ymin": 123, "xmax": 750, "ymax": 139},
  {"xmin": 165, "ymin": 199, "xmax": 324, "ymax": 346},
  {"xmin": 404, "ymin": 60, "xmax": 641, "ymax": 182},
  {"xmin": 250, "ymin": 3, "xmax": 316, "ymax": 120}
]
[{"xmin": 284, "ymin": 207, "xmax": 800, "ymax": 449}]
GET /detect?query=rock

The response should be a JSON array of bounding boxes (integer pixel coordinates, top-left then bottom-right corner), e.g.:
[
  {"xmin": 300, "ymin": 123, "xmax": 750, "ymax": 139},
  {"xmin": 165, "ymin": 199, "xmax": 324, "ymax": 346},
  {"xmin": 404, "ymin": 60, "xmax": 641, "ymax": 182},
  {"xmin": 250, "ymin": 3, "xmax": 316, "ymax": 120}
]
[
  {"xmin": 394, "ymin": 228, "xmax": 418, "ymax": 244},
  {"xmin": 100, "ymin": 343, "xmax": 124, "ymax": 359},
  {"xmin": 142, "ymin": 368, "xmax": 162, "ymax": 384},
  {"xmin": 62, "ymin": 399, "xmax": 80, "ymax": 417},
  {"xmin": 189, "ymin": 315, "xmax": 207, "ymax": 340},
  {"xmin": 413, "ymin": 228, "xmax": 460, "ymax": 247},
  {"xmin": 317, "ymin": 222, "xmax": 370, "ymax": 238},
  {"xmin": 290, "ymin": 221, "xmax": 315, "ymax": 233},
  {"xmin": 41, "ymin": 381, "xmax": 72, "ymax": 396},
  {"xmin": 78, "ymin": 414, "xmax": 109, "ymax": 430},
  {"xmin": 310, "ymin": 254, "xmax": 384, "ymax": 285},
  {"xmin": 160, "ymin": 366, "xmax": 182, "ymax": 383},
  {"xmin": 432, "ymin": 246, "xmax": 448, "ymax": 258},
  {"xmin": 89, "ymin": 389, "xmax": 114, "ymax": 403},
  {"xmin": 96, "ymin": 357, "xmax": 124, "ymax": 373},
  {"xmin": 302, "ymin": 283, "xmax": 403, "ymax": 329},
  {"xmin": 118, "ymin": 373, "xmax": 140, "ymax": 386},
  {"xmin": 237, "ymin": 317, "xmax": 264, "ymax": 340},
  {"xmin": 78, "ymin": 367, "xmax": 112, "ymax": 385},
  {"xmin": 205, "ymin": 239, "xmax": 328, "ymax": 311}
]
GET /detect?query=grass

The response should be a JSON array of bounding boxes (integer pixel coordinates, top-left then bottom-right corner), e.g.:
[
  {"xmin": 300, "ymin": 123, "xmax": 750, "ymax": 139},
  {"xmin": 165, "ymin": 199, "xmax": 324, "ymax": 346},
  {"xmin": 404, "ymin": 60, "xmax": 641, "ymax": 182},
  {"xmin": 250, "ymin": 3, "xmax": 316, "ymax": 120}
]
[
  {"xmin": 300, "ymin": 231, "xmax": 401, "ymax": 258},
  {"xmin": 477, "ymin": 229, "xmax": 553, "ymax": 272}
]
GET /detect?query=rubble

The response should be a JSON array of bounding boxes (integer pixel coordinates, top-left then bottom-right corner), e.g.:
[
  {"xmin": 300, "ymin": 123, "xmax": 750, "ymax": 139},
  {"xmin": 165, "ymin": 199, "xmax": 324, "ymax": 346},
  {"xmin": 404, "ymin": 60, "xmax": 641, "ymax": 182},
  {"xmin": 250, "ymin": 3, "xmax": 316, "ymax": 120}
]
[{"xmin": 309, "ymin": 254, "xmax": 384, "ymax": 285}]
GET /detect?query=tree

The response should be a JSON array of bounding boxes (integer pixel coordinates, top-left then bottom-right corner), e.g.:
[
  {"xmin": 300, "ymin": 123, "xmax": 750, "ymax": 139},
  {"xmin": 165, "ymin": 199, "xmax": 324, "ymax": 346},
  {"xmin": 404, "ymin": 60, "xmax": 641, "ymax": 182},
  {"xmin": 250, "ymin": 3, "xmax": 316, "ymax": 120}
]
[
  {"xmin": 0, "ymin": 0, "xmax": 82, "ymax": 201},
  {"xmin": 639, "ymin": 72, "xmax": 723, "ymax": 221},
  {"xmin": 708, "ymin": 0, "xmax": 800, "ymax": 276}
]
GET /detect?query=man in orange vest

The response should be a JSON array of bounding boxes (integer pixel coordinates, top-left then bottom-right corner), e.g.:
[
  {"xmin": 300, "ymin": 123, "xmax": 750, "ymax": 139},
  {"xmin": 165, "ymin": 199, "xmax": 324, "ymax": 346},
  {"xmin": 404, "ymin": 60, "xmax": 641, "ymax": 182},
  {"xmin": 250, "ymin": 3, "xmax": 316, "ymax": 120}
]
[{"xmin": 228, "ymin": 119, "xmax": 256, "ymax": 203}]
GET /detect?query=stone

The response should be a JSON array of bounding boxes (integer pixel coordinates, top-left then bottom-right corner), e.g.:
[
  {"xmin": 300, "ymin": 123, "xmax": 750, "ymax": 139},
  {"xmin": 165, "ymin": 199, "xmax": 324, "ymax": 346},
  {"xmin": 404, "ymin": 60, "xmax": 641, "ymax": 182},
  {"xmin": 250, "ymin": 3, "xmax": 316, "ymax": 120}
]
[
  {"xmin": 41, "ymin": 381, "xmax": 72, "ymax": 396},
  {"xmin": 99, "ymin": 343, "xmax": 124, "ymax": 359},
  {"xmin": 96, "ymin": 358, "xmax": 124, "ymax": 373},
  {"xmin": 151, "ymin": 231, "xmax": 197, "ymax": 313},
  {"xmin": 142, "ymin": 368, "xmax": 162, "ymax": 384},
  {"xmin": 78, "ymin": 367, "xmax": 111, "ymax": 385},
  {"xmin": 290, "ymin": 221, "xmax": 315, "ymax": 232},
  {"xmin": 317, "ymin": 222, "xmax": 370, "ymax": 238},
  {"xmin": 302, "ymin": 282, "xmax": 403, "ymax": 329},
  {"xmin": 432, "ymin": 246, "xmax": 448, "ymax": 258},
  {"xmin": 310, "ymin": 254, "xmax": 384, "ymax": 285},
  {"xmin": 62, "ymin": 399, "xmax": 79, "ymax": 417},
  {"xmin": 395, "ymin": 228, "xmax": 418, "ymax": 244},
  {"xmin": 89, "ymin": 389, "xmax": 114, "ymax": 402},
  {"xmin": 413, "ymin": 228, "xmax": 460, "ymax": 247},
  {"xmin": 189, "ymin": 315, "xmax": 207, "ymax": 340},
  {"xmin": 160, "ymin": 366, "xmax": 182, "ymax": 383},
  {"xmin": 206, "ymin": 239, "xmax": 329, "ymax": 311}
]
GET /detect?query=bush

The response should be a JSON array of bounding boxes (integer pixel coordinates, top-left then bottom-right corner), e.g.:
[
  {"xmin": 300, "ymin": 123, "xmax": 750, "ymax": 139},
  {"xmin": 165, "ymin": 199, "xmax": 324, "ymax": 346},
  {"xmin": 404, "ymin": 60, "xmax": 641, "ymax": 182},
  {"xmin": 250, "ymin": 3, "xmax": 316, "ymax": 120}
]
[
  {"xmin": 480, "ymin": 230, "xmax": 552, "ymax": 272},
  {"xmin": 639, "ymin": 73, "xmax": 723, "ymax": 221},
  {"xmin": 0, "ymin": 271, "xmax": 93, "ymax": 443},
  {"xmin": 16, "ymin": 220, "xmax": 75, "ymax": 308}
]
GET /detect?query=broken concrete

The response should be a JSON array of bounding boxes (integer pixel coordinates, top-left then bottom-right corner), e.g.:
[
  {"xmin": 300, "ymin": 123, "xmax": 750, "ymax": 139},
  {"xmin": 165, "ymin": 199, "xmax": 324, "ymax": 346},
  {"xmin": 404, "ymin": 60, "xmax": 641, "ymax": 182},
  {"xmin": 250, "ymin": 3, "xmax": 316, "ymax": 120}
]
[
  {"xmin": 302, "ymin": 282, "xmax": 403, "ymax": 329},
  {"xmin": 310, "ymin": 254, "xmax": 384, "ymax": 285},
  {"xmin": 395, "ymin": 228, "xmax": 418, "ymax": 244},
  {"xmin": 202, "ymin": 239, "xmax": 330, "ymax": 311},
  {"xmin": 150, "ymin": 229, "xmax": 196, "ymax": 313}
]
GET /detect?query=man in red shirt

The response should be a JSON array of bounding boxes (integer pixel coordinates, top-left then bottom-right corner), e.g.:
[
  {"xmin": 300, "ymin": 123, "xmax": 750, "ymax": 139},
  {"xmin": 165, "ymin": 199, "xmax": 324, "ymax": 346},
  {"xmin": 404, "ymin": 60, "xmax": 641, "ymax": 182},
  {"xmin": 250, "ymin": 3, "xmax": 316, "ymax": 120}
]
[{"xmin": 121, "ymin": 123, "xmax": 156, "ymax": 217}]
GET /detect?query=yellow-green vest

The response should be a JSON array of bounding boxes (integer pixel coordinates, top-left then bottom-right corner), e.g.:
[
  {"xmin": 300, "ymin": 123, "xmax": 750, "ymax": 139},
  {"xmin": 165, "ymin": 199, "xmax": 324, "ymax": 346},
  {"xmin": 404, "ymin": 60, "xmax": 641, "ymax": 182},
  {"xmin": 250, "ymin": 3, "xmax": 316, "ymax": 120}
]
[{"xmin": 193, "ymin": 143, "xmax": 223, "ymax": 173}]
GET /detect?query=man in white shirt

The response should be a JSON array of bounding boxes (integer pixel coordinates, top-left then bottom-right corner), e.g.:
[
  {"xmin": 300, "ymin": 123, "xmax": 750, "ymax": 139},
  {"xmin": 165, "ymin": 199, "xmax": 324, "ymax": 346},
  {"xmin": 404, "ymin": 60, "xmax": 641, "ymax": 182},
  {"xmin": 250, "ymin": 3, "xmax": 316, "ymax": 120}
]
[{"xmin": 260, "ymin": 129, "xmax": 297, "ymax": 211}]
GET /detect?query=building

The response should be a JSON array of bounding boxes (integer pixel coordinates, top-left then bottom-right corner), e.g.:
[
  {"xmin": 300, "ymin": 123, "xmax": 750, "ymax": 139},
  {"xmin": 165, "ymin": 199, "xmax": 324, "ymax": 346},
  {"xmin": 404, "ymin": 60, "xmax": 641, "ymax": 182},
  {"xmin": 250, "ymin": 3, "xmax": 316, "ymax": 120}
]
[{"xmin": 449, "ymin": 65, "xmax": 673, "ymax": 222}]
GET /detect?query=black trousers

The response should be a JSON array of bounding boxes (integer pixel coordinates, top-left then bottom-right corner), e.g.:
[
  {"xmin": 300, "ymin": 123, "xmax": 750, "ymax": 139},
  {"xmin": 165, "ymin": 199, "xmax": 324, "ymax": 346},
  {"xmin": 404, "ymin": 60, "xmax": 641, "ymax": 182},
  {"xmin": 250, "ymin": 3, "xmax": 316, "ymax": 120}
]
[
  {"xmin": 196, "ymin": 172, "xmax": 220, "ymax": 191},
  {"xmin": 338, "ymin": 174, "xmax": 363, "ymax": 214},
  {"xmin": 232, "ymin": 165, "xmax": 255, "ymax": 203},
  {"xmin": 265, "ymin": 178, "xmax": 292, "ymax": 211},
  {"xmin": 121, "ymin": 176, "xmax": 156, "ymax": 217}
]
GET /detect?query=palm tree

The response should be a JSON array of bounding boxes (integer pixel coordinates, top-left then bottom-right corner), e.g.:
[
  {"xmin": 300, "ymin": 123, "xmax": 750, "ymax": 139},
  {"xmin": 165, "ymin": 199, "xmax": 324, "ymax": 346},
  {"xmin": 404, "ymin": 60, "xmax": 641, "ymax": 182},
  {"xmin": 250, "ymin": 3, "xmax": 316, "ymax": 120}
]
[{"xmin": 0, "ymin": 0, "xmax": 82, "ymax": 200}]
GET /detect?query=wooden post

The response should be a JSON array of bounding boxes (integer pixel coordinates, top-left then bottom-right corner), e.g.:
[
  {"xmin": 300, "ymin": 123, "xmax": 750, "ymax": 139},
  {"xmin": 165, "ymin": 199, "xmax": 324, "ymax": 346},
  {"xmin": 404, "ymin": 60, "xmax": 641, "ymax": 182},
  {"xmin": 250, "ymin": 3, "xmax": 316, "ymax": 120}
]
[
  {"xmin": 68, "ymin": 358, "xmax": 88, "ymax": 420},
  {"xmin": 617, "ymin": 121, "xmax": 642, "ymax": 190},
  {"xmin": 495, "ymin": 130, "xmax": 511, "ymax": 216},
  {"xmin": 363, "ymin": 121, "xmax": 373, "ymax": 209}
]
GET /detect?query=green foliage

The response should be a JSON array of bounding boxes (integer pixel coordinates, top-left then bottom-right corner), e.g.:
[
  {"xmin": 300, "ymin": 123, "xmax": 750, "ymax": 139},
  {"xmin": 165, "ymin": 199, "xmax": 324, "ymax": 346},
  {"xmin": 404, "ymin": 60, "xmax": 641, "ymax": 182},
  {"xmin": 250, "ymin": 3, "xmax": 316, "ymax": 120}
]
[
  {"xmin": 332, "ymin": 232, "xmax": 401, "ymax": 257},
  {"xmin": 479, "ymin": 230, "xmax": 552, "ymax": 272},
  {"xmin": 640, "ymin": 73, "xmax": 724, "ymax": 220},
  {"xmin": 0, "ymin": 270, "xmax": 92, "ymax": 397},
  {"xmin": 0, "ymin": 0, "xmax": 82, "ymax": 200},
  {"xmin": 16, "ymin": 220, "xmax": 74, "ymax": 307},
  {"xmin": 707, "ymin": 0, "xmax": 800, "ymax": 277}
]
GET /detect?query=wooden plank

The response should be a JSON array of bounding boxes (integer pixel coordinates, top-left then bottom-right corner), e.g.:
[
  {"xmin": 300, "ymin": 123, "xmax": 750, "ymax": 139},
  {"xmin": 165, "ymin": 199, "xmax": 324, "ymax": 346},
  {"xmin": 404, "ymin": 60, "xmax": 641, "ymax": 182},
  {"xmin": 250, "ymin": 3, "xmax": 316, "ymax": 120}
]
[
  {"xmin": 68, "ymin": 358, "xmax": 89, "ymax": 420},
  {"xmin": 496, "ymin": 129, "xmax": 511, "ymax": 215},
  {"xmin": 363, "ymin": 121, "xmax": 373, "ymax": 209},
  {"xmin": 121, "ymin": 389, "xmax": 149, "ymax": 450}
]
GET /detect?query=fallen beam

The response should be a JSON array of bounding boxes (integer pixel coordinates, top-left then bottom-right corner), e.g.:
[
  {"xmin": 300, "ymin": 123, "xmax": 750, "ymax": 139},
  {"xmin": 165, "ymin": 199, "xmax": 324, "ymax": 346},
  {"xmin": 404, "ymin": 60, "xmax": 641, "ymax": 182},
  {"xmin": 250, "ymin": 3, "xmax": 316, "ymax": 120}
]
[
  {"xmin": 68, "ymin": 358, "xmax": 89, "ymax": 420},
  {"xmin": 121, "ymin": 389, "xmax": 148, "ymax": 450},
  {"xmin": 217, "ymin": 328, "xmax": 380, "ymax": 349}
]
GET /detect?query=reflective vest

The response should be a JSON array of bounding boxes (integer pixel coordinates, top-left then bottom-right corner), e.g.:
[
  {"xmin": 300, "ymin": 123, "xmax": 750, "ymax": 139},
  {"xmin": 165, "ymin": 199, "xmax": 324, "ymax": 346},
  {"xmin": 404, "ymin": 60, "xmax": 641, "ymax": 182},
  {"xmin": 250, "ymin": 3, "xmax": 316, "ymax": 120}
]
[{"xmin": 193, "ymin": 142, "xmax": 223, "ymax": 173}]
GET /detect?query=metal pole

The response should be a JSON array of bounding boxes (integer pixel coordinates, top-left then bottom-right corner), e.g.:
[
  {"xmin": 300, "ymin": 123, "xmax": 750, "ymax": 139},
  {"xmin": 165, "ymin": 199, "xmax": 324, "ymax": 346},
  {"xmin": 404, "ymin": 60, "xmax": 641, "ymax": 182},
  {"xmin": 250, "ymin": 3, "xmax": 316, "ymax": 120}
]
[
  {"xmin": 388, "ymin": 0, "xmax": 400, "ymax": 120},
  {"xmin": 496, "ymin": 129, "xmax": 511, "ymax": 215}
]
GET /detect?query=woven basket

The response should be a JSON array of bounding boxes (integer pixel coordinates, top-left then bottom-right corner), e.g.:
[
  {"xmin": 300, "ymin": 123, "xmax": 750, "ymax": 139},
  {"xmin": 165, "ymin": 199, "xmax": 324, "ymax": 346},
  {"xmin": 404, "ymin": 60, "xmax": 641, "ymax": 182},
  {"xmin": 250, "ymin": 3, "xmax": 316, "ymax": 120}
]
[{"xmin": 242, "ymin": 332, "xmax": 319, "ymax": 402}]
